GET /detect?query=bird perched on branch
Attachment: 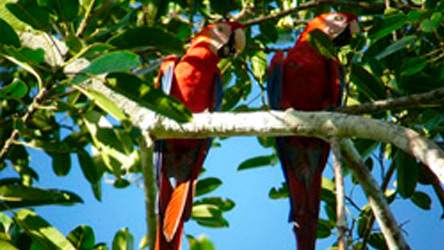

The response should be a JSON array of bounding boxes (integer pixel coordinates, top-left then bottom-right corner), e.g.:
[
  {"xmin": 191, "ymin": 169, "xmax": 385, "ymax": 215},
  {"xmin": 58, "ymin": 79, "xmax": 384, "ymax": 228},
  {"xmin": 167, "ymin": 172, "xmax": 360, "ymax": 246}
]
[
  {"xmin": 267, "ymin": 12, "xmax": 359, "ymax": 250},
  {"xmin": 153, "ymin": 21, "xmax": 245, "ymax": 250}
]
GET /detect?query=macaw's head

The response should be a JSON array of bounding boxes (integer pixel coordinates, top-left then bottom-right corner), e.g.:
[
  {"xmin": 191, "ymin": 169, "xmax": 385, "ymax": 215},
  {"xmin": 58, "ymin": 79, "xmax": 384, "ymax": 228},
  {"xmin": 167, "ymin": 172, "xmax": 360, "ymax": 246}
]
[
  {"xmin": 191, "ymin": 21, "xmax": 246, "ymax": 58},
  {"xmin": 304, "ymin": 12, "xmax": 360, "ymax": 46}
]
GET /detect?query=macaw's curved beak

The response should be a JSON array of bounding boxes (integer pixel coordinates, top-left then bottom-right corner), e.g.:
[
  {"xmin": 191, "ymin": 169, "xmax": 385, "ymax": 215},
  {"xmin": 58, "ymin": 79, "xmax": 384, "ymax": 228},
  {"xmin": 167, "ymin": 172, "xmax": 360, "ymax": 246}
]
[
  {"xmin": 217, "ymin": 27, "xmax": 246, "ymax": 58},
  {"xmin": 333, "ymin": 19, "xmax": 360, "ymax": 47}
]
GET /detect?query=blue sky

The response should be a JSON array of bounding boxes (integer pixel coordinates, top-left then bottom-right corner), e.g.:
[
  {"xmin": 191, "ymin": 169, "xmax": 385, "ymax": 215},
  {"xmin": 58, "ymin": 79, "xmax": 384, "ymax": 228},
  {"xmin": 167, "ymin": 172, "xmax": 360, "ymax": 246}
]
[{"xmin": 7, "ymin": 134, "xmax": 442, "ymax": 249}]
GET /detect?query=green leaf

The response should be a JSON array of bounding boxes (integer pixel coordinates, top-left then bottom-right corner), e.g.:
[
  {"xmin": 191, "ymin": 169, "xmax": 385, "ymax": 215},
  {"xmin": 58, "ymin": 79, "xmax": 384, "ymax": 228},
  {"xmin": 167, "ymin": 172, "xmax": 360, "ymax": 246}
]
[
  {"xmin": 400, "ymin": 57, "xmax": 427, "ymax": 76},
  {"xmin": 0, "ymin": 240, "xmax": 19, "ymax": 250},
  {"xmin": 251, "ymin": 50, "xmax": 267, "ymax": 82},
  {"xmin": 0, "ymin": 78, "xmax": 28, "ymax": 99},
  {"xmin": 396, "ymin": 150, "xmax": 418, "ymax": 198},
  {"xmin": 350, "ymin": 65, "xmax": 387, "ymax": 101},
  {"xmin": 0, "ymin": 185, "xmax": 82, "ymax": 211},
  {"xmin": 368, "ymin": 232, "xmax": 388, "ymax": 250},
  {"xmin": 307, "ymin": 29, "xmax": 336, "ymax": 59},
  {"xmin": 316, "ymin": 219, "xmax": 333, "ymax": 239},
  {"xmin": 195, "ymin": 177, "xmax": 222, "ymax": 197},
  {"xmin": 14, "ymin": 209, "xmax": 76, "ymax": 250},
  {"xmin": 194, "ymin": 197, "xmax": 235, "ymax": 212},
  {"xmin": 85, "ymin": 51, "xmax": 140, "ymax": 74},
  {"xmin": 46, "ymin": 0, "xmax": 80, "ymax": 22},
  {"xmin": 113, "ymin": 179, "xmax": 130, "ymax": 189},
  {"xmin": 187, "ymin": 235, "xmax": 216, "ymax": 250},
  {"xmin": 370, "ymin": 14, "xmax": 406, "ymax": 40},
  {"xmin": 407, "ymin": 10, "xmax": 425, "ymax": 22},
  {"xmin": 268, "ymin": 183, "xmax": 289, "ymax": 199},
  {"xmin": 411, "ymin": 191, "xmax": 431, "ymax": 210},
  {"xmin": 0, "ymin": 1, "xmax": 28, "ymax": 31},
  {"xmin": 237, "ymin": 154, "xmax": 276, "ymax": 171},
  {"xmin": 105, "ymin": 73, "xmax": 192, "ymax": 123},
  {"xmin": 112, "ymin": 228, "xmax": 134, "ymax": 250},
  {"xmin": 6, "ymin": 2, "xmax": 50, "ymax": 30},
  {"xmin": 67, "ymin": 225, "xmax": 95, "ymax": 250},
  {"xmin": 375, "ymin": 35, "xmax": 417, "ymax": 60},
  {"xmin": 76, "ymin": 86, "xmax": 127, "ymax": 121},
  {"xmin": 77, "ymin": 149, "xmax": 102, "ymax": 184},
  {"xmin": 50, "ymin": 151, "xmax": 71, "ymax": 176},
  {"xmin": 73, "ymin": 51, "xmax": 141, "ymax": 84},
  {"xmin": 3, "ymin": 54, "xmax": 43, "ymax": 88},
  {"xmin": 0, "ymin": 18, "xmax": 20, "ymax": 47},
  {"xmin": 420, "ymin": 12, "xmax": 443, "ymax": 33},
  {"xmin": 191, "ymin": 204, "xmax": 229, "ymax": 228},
  {"xmin": 108, "ymin": 27, "xmax": 182, "ymax": 52}
]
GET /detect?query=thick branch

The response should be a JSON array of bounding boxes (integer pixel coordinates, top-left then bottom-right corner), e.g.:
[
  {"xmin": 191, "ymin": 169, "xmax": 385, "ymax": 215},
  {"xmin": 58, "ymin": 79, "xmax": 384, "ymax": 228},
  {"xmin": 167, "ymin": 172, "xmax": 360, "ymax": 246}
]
[
  {"xmin": 244, "ymin": 0, "xmax": 384, "ymax": 26},
  {"xmin": 337, "ymin": 87, "xmax": 444, "ymax": 115},
  {"xmin": 340, "ymin": 140, "xmax": 411, "ymax": 250},
  {"xmin": 86, "ymin": 80, "xmax": 444, "ymax": 185}
]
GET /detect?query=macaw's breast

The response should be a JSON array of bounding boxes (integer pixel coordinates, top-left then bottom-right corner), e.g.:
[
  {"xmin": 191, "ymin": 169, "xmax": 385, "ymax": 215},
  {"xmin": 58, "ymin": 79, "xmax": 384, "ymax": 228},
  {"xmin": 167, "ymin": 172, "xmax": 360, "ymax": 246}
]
[
  {"xmin": 171, "ymin": 47, "xmax": 221, "ymax": 113},
  {"xmin": 282, "ymin": 42, "xmax": 332, "ymax": 111}
]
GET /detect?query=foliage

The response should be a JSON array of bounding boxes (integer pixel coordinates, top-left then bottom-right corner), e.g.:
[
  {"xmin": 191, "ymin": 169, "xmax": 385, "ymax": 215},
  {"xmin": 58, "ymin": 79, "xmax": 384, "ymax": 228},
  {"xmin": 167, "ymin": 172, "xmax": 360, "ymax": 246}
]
[{"xmin": 1, "ymin": 0, "xmax": 444, "ymax": 249}]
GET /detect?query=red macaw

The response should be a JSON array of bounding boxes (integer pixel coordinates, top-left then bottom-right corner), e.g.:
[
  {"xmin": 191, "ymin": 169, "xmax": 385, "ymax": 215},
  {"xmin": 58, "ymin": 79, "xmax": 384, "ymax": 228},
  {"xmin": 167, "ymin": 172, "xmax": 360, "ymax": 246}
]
[
  {"xmin": 267, "ymin": 12, "xmax": 359, "ymax": 250},
  {"xmin": 154, "ymin": 21, "xmax": 245, "ymax": 250}
]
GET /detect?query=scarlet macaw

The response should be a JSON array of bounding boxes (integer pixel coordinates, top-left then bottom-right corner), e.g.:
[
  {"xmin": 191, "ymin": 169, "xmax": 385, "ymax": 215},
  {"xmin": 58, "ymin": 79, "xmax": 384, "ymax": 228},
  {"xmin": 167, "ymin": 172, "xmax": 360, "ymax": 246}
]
[
  {"xmin": 267, "ymin": 12, "xmax": 359, "ymax": 250},
  {"xmin": 154, "ymin": 21, "xmax": 245, "ymax": 250}
]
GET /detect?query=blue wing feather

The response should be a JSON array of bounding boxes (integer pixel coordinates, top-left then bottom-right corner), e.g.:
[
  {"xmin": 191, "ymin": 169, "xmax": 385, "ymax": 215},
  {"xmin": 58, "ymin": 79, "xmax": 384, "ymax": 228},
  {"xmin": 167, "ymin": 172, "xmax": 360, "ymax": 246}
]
[
  {"xmin": 267, "ymin": 51, "xmax": 285, "ymax": 110},
  {"xmin": 214, "ymin": 74, "xmax": 224, "ymax": 111}
]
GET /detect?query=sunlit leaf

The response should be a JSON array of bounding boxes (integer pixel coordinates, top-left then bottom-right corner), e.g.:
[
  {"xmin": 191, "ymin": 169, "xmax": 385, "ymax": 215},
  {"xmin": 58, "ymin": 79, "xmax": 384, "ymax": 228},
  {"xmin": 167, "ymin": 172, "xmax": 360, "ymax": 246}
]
[
  {"xmin": 187, "ymin": 235, "xmax": 216, "ymax": 250},
  {"xmin": 307, "ymin": 29, "xmax": 336, "ymax": 59},
  {"xmin": 0, "ymin": 240, "xmax": 19, "ymax": 250},
  {"xmin": 112, "ymin": 228, "xmax": 134, "ymax": 250},
  {"xmin": 76, "ymin": 86, "xmax": 127, "ymax": 121},
  {"xmin": 0, "ymin": 78, "xmax": 27, "ymax": 99},
  {"xmin": 67, "ymin": 225, "xmax": 95, "ymax": 250},
  {"xmin": 105, "ymin": 73, "xmax": 192, "ymax": 123},
  {"xmin": 0, "ymin": 185, "xmax": 82, "ymax": 210},
  {"xmin": 14, "ymin": 209, "xmax": 76, "ymax": 250},
  {"xmin": 251, "ymin": 50, "xmax": 267, "ymax": 82},
  {"xmin": 269, "ymin": 183, "xmax": 288, "ymax": 199}
]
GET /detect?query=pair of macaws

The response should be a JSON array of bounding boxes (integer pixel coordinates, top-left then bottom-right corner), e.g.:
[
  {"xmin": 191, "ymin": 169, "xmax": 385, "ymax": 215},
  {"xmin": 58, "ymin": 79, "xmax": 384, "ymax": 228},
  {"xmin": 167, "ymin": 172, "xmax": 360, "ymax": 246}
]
[{"xmin": 154, "ymin": 12, "xmax": 359, "ymax": 250}]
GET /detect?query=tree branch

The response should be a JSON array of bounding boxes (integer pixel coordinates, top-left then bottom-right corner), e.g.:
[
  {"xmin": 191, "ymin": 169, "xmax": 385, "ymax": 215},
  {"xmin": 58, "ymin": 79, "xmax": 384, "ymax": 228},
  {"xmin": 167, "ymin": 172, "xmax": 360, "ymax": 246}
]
[
  {"xmin": 138, "ymin": 136, "xmax": 157, "ymax": 250},
  {"xmin": 331, "ymin": 138, "xmax": 347, "ymax": 250},
  {"xmin": 85, "ymin": 79, "xmax": 444, "ymax": 185},
  {"xmin": 340, "ymin": 139, "xmax": 411, "ymax": 250},
  {"xmin": 243, "ymin": 0, "xmax": 384, "ymax": 26},
  {"xmin": 337, "ymin": 87, "xmax": 444, "ymax": 115}
]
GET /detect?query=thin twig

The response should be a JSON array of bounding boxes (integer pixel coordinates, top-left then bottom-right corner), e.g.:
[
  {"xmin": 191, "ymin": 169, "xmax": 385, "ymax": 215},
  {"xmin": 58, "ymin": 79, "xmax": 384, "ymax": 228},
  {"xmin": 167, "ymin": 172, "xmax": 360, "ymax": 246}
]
[
  {"xmin": 76, "ymin": 0, "xmax": 96, "ymax": 37},
  {"xmin": 0, "ymin": 88, "xmax": 49, "ymax": 162},
  {"xmin": 337, "ymin": 87, "xmax": 444, "ymax": 115},
  {"xmin": 331, "ymin": 138, "xmax": 347, "ymax": 250},
  {"xmin": 244, "ymin": 0, "xmax": 384, "ymax": 26}
]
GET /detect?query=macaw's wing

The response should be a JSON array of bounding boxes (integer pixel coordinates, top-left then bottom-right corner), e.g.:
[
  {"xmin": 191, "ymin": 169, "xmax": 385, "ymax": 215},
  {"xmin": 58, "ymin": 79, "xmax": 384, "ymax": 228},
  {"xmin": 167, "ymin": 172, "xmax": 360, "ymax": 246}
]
[
  {"xmin": 155, "ymin": 55, "xmax": 179, "ymax": 94},
  {"xmin": 267, "ymin": 50, "xmax": 285, "ymax": 110},
  {"xmin": 324, "ymin": 59, "xmax": 345, "ymax": 108},
  {"xmin": 213, "ymin": 73, "xmax": 224, "ymax": 111}
]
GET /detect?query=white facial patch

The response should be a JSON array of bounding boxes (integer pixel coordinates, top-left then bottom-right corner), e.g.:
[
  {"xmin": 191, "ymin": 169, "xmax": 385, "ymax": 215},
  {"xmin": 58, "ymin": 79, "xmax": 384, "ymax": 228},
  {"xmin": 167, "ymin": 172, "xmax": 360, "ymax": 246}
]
[{"xmin": 323, "ymin": 14, "xmax": 349, "ymax": 39}]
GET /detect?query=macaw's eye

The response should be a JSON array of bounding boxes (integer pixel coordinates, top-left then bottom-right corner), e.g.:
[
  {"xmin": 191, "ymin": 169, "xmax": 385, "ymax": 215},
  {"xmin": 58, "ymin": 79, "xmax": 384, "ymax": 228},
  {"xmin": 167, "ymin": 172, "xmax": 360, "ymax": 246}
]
[
  {"xmin": 217, "ymin": 25, "xmax": 224, "ymax": 33},
  {"xmin": 334, "ymin": 15, "xmax": 345, "ymax": 21}
]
